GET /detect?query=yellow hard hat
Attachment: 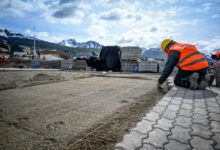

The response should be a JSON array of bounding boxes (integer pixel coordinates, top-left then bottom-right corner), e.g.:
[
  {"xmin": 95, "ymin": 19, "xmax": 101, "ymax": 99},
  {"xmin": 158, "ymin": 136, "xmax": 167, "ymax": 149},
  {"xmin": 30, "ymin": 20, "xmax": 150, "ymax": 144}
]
[{"xmin": 161, "ymin": 39, "xmax": 173, "ymax": 52}]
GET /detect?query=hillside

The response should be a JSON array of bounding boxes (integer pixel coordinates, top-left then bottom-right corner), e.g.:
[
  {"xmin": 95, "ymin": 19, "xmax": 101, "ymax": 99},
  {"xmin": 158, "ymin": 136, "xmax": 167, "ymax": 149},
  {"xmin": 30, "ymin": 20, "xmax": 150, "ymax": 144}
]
[{"xmin": 0, "ymin": 28, "xmax": 101, "ymax": 55}]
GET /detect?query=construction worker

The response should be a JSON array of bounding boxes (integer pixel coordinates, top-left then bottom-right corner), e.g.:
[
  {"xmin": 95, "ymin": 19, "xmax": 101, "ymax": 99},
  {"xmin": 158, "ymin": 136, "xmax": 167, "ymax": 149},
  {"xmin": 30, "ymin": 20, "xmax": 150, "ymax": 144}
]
[
  {"xmin": 157, "ymin": 39, "xmax": 210, "ymax": 90},
  {"xmin": 211, "ymin": 51, "xmax": 220, "ymax": 60},
  {"xmin": 3, "ymin": 56, "xmax": 7, "ymax": 63}
]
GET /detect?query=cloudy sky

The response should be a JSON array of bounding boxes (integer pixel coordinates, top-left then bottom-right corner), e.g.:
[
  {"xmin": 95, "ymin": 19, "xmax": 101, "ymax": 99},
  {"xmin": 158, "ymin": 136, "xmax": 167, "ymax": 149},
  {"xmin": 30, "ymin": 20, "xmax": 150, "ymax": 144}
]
[{"xmin": 0, "ymin": 0, "xmax": 220, "ymax": 51}]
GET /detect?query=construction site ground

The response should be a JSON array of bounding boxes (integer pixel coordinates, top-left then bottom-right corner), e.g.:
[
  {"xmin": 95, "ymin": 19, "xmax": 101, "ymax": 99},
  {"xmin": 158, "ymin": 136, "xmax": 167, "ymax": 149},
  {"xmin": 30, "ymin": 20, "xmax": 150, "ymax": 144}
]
[{"xmin": 0, "ymin": 69, "xmax": 167, "ymax": 150}]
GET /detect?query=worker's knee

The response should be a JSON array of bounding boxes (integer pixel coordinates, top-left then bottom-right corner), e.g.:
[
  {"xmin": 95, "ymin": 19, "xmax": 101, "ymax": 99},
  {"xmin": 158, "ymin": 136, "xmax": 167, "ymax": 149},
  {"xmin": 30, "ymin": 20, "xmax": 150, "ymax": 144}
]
[
  {"xmin": 174, "ymin": 79, "xmax": 180, "ymax": 86},
  {"xmin": 174, "ymin": 78, "xmax": 187, "ymax": 88}
]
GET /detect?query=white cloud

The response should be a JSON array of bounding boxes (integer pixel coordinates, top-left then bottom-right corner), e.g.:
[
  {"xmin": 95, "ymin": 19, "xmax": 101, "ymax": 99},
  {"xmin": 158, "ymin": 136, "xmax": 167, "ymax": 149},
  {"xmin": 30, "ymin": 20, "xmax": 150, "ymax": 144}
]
[
  {"xmin": 191, "ymin": 19, "xmax": 204, "ymax": 25},
  {"xmin": 156, "ymin": 0, "xmax": 178, "ymax": 4},
  {"xmin": 25, "ymin": 29, "xmax": 72, "ymax": 43},
  {"xmin": 0, "ymin": 0, "xmax": 47, "ymax": 17},
  {"xmin": 195, "ymin": 2, "xmax": 212, "ymax": 13},
  {"xmin": 85, "ymin": 1, "xmax": 187, "ymax": 48},
  {"xmin": 0, "ymin": 0, "xmax": 90, "ymax": 25},
  {"xmin": 0, "ymin": 0, "xmax": 32, "ymax": 17},
  {"xmin": 194, "ymin": 36, "xmax": 220, "ymax": 52},
  {"xmin": 211, "ymin": 14, "xmax": 219, "ymax": 18},
  {"xmin": 42, "ymin": 0, "xmax": 91, "ymax": 25}
]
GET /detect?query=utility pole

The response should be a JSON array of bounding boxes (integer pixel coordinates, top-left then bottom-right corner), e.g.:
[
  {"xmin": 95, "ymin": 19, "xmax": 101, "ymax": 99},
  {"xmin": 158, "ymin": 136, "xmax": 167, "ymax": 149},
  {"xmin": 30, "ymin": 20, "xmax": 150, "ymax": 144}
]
[{"xmin": 33, "ymin": 26, "xmax": 36, "ymax": 59}]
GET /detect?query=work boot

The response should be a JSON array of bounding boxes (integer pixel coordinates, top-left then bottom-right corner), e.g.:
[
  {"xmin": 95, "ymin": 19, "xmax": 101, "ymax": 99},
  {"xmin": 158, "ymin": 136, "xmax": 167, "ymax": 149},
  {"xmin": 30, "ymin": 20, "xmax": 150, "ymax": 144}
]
[
  {"xmin": 198, "ymin": 73, "xmax": 211, "ymax": 90},
  {"xmin": 188, "ymin": 72, "xmax": 199, "ymax": 90}
]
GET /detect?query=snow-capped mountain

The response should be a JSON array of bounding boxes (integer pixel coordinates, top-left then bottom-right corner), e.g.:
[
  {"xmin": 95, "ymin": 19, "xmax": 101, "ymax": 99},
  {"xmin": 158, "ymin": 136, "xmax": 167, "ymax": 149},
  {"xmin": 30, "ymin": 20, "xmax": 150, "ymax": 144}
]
[
  {"xmin": 142, "ymin": 47, "xmax": 167, "ymax": 60},
  {"xmin": 0, "ymin": 28, "xmax": 102, "ymax": 50},
  {"xmin": 0, "ymin": 28, "xmax": 102, "ymax": 54},
  {"xmin": 0, "ymin": 28, "xmax": 26, "ymax": 38},
  {"xmin": 59, "ymin": 39, "xmax": 103, "ymax": 49}
]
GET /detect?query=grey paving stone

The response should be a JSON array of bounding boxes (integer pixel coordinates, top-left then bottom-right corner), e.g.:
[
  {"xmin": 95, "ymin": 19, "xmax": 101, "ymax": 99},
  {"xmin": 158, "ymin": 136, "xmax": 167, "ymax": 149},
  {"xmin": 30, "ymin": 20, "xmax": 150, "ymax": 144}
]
[
  {"xmin": 175, "ymin": 93, "xmax": 185, "ymax": 98},
  {"xmin": 152, "ymin": 105, "xmax": 166, "ymax": 114},
  {"xmin": 183, "ymin": 99, "xmax": 193, "ymax": 105},
  {"xmin": 132, "ymin": 120, "xmax": 154, "ymax": 134},
  {"xmin": 191, "ymin": 123, "xmax": 213, "ymax": 138},
  {"xmin": 211, "ymin": 87, "xmax": 220, "ymax": 95},
  {"xmin": 115, "ymin": 85, "xmax": 220, "ymax": 150},
  {"xmin": 211, "ymin": 121, "xmax": 220, "ymax": 133},
  {"xmin": 168, "ymin": 125, "xmax": 191, "ymax": 143},
  {"xmin": 154, "ymin": 118, "xmax": 174, "ymax": 131},
  {"xmin": 207, "ymin": 101, "xmax": 219, "ymax": 108},
  {"xmin": 209, "ymin": 113, "xmax": 220, "ymax": 122},
  {"xmin": 206, "ymin": 97, "xmax": 217, "ymax": 102},
  {"xmin": 190, "ymin": 136, "xmax": 214, "ymax": 150},
  {"xmin": 178, "ymin": 109, "xmax": 192, "ymax": 118},
  {"xmin": 162, "ymin": 109, "xmax": 177, "ymax": 120},
  {"xmin": 166, "ymin": 91, "xmax": 176, "ymax": 98},
  {"xmin": 203, "ymin": 89, "xmax": 215, "ymax": 98},
  {"xmin": 177, "ymin": 88, "xmax": 185, "ymax": 93},
  {"xmin": 193, "ymin": 108, "xmax": 207, "ymax": 116},
  {"xmin": 194, "ymin": 102, "xmax": 206, "ymax": 109},
  {"xmin": 161, "ymin": 97, "xmax": 172, "ymax": 102},
  {"xmin": 213, "ymin": 133, "xmax": 220, "ymax": 149},
  {"xmin": 157, "ymin": 101, "xmax": 169, "ymax": 107},
  {"xmin": 194, "ymin": 94, "xmax": 204, "ymax": 99},
  {"xmin": 115, "ymin": 131, "xmax": 146, "ymax": 150},
  {"xmin": 139, "ymin": 144, "xmax": 163, "ymax": 150},
  {"xmin": 174, "ymin": 116, "xmax": 192, "ymax": 128},
  {"xmin": 164, "ymin": 140, "xmax": 191, "ymax": 150},
  {"xmin": 184, "ymin": 93, "xmax": 194, "ymax": 99},
  {"xmin": 194, "ymin": 99, "xmax": 205, "ymax": 103},
  {"xmin": 172, "ymin": 86, "xmax": 178, "ymax": 91},
  {"xmin": 177, "ymin": 89, "xmax": 185, "ymax": 94},
  {"xmin": 143, "ymin": 111, "xmax": 160, "ymax": 122},
  {"xmin": 167, "ymin": 105, "xmax": 179, "ymax": 112},
  {"xmin": 181, "ymin": 103, "xmax": 193, "ymax": 110},
  {"xmin": 143, "ymin": 128, "xmax": 170, "ymax": 148},
  {"xmin": 207, "ymin": 106, "xmax": 220, "ymax": 114},
  {"xmin": 193, "ymin": 114, "xmax": 209, "ymax": 126},
  {"xmin": 170, "ymin": 99, "xmax": 182, "ymax": 106}
]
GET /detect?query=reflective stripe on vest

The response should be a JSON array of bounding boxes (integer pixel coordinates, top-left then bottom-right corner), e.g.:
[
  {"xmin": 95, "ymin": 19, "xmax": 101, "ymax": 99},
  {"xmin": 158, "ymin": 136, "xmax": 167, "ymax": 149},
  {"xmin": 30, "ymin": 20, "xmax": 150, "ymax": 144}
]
[
  {"xmin": 182, "ymin": 58, "xmax": 206, "ymax": 67},
  {"xmin": 168, "ymin": 42, "xmax": 209, "ymax": 71},
  {"xmin": 177, "ymin": 51, "xmax": 200, "ymax": 66}
]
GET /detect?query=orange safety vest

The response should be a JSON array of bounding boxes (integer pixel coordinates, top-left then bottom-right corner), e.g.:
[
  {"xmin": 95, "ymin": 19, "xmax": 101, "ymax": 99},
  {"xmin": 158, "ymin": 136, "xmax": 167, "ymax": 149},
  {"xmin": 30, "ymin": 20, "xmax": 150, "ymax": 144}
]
[
  {"xmin": 216, "ymin": 51, "xmax": 220, "ymax": 59},
  {"xmin": 167, "ymin": 42, "xmax": 209, "ymax": 71}
]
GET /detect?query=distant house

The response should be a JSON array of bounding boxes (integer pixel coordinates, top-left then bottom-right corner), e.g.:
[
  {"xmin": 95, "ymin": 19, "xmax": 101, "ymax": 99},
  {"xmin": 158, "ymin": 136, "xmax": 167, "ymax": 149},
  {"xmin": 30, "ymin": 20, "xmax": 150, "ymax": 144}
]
[
  {"xmin": 13, "ymin": 52, "xmax": 27, "ymax": 57},
  {"xmin": 0, "ymin": 40, "xmax": 10, "ymax": 54}
]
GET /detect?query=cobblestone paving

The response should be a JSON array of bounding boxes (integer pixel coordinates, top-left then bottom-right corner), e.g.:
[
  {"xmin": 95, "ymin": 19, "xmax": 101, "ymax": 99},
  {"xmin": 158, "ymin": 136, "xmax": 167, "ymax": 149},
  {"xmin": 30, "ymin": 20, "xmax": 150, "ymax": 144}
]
[{"xmin": 115, "ymin": 85, "xmax": 220, "ymax": 150}]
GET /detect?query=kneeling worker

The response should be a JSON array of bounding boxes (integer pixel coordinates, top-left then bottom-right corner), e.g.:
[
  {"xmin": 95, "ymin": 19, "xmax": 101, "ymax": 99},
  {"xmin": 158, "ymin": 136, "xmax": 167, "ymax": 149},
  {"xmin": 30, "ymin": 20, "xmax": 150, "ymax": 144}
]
[
  {"xmin": 211, "ymin": 51, "xmax": 220, "ymax": 60},
  {"xmin": 158, "ymin": 39, "xmax": 210, "ymax": 90}
]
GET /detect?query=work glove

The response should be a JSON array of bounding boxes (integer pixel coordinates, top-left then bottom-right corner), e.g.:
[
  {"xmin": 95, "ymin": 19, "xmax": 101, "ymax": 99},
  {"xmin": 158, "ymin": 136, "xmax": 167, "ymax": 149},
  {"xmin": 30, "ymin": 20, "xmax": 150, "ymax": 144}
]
[{"xmin": 157, "ymin": 82, "xmax": 163, "ymax": 89}]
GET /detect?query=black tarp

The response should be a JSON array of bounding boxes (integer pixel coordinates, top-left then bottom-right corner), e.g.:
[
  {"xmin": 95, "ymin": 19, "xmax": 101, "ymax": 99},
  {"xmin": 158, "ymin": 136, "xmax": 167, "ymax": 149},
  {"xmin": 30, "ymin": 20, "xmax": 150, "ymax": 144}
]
[{"xmin": 86, "ymin": 46, "xmax": 121, "ymax": 71}]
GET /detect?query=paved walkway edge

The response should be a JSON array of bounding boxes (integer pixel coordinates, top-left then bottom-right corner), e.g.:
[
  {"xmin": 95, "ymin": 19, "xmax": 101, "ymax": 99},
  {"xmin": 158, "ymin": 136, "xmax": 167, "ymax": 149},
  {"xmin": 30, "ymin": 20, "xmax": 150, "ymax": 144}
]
[{"xmin": 115, "ymin": 79, "xmax": 220, "ymax": 150}]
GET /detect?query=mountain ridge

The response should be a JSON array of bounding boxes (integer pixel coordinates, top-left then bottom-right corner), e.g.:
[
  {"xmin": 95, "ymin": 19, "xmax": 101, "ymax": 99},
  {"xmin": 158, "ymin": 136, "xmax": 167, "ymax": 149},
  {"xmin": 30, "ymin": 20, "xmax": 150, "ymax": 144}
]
[
  {"xmin": 0, "ymin": 28, "xmax": 101, "ymax": 54},
  {"xmin": 59, "ymin": 39, "xmax": 103, "ymax": 49}
]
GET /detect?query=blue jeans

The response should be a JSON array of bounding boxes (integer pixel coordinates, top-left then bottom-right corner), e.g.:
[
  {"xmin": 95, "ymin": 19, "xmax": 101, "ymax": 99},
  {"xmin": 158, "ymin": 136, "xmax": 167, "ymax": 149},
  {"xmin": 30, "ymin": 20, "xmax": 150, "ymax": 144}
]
[{"xmin": 174, "ymin": 68, "xmax": 208, "ymax": 88}]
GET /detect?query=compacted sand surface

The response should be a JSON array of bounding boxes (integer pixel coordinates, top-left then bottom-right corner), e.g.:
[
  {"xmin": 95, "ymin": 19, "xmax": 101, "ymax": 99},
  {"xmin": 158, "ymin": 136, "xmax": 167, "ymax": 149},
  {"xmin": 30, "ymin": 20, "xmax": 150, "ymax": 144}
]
[{"xmin": 0, "ymin": 70, "xmax": 166, "ymax": 150}]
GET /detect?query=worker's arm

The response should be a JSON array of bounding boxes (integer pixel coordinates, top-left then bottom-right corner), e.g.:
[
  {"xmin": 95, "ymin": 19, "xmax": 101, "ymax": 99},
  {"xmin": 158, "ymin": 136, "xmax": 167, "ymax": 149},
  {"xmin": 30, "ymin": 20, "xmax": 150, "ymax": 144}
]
[{"xmin": 158, "ymin": 51, "xmax": 180, "ymax": 84}]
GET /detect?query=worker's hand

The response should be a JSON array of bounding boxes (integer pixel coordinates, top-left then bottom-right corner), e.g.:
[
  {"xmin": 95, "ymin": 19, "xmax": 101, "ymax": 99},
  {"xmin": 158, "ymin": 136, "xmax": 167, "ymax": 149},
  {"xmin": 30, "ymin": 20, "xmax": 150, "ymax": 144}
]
[{"xmin": 157, "ymin": 82, "xmax": 163, "ymax": 89}]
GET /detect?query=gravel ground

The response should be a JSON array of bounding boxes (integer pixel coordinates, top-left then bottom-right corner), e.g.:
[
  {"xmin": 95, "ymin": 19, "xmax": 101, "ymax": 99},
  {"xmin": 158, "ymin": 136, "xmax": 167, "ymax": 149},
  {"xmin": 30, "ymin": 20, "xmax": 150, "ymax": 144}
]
[{"xmin": 0, "ymin": 70, "xmax": 166, "ymax": 150}]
